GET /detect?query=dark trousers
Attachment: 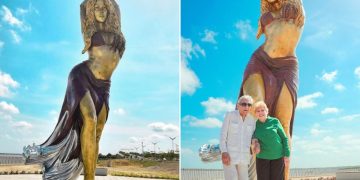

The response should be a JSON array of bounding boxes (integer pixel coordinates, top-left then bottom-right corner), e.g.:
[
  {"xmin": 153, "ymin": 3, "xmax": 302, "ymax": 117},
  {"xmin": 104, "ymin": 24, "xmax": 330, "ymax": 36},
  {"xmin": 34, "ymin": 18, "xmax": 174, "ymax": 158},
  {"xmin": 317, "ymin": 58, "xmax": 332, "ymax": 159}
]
[{"xmin": 256, "ymin": 157, "xmax": 284, "ymax": 180}]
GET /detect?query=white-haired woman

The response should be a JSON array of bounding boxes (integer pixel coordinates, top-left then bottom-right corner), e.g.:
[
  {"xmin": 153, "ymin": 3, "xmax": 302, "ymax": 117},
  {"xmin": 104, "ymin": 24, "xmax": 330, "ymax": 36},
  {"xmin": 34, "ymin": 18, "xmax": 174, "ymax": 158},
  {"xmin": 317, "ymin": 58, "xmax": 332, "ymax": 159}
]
[{"xmin": 252, "ymin": 101, "xmax": 290, "ymax": 180}]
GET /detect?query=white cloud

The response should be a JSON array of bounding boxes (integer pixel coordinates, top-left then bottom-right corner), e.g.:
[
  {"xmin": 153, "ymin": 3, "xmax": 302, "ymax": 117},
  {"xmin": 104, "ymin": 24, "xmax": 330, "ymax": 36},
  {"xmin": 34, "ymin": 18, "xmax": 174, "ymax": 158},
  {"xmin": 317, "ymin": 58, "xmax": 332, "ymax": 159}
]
[
  {"xmin": 323, "ymin": 136, "xmax": 334, "ymax": 144},
  {"xmin": 183, "ymin": 115, "xmax": 222, "ymax": 128},
  {"xmin": 1, "ymin": 6, "xmax": 23, "ymax": 27},
  {"xmin": 1, "ymin": 5, "xmax": 31, "ymax": 31},
  {"xmin": 0, "ymin": 71, "xmax": 20, "ymax": 97},
  {"xmin": 129, "ymin": 136, "xmax": 141, "ymax": 143},
  {"xmin": 201, "ymin": 29, "xmax": 218, "ymax": 44},
  {"xmin": 355, "ymin": 67, "xmax": 360, "ymax": 79},
  {"xmin": 340, "ymin": 114, "xmax": 360, "ymax": 121},
  {"xmin": 310, "ymin": 128, "xmax": 322, "ymax": 136},
  {"xmin": 147, "ymin": 134, "xmax": 166, "ymax": 142},
  {"xmin": 181, "ymin": 37, "xmax": 205, "ymax": 60},
  {"xmin": 310, "ymin": 123, "xmax": 327, "ymax": 136},
  {"xmin": 148, "ymin": 122, "xmax": 179, "ymax": 132},
  {"xmin": 16, "ymin": 8, "xmax": 28, "ymax": 15},
  {"xmin": 334, "ymin": 83, "xmax": 345, "ymax": 91},
  {"xmin": 181, "ymin": 61, "xmax": 200, "ymax": 95},
  {"xmin": 0, "ymin": 101, "xmax": 20, "ymax": 114},
  {"xmin": 305, "ymin": 30, "xmax": 333, "ymax": 44},
  {"xmin": 318, "ymin": 71, "xmax": 346, "ymax": 91},
  {"xmin": 181, "ymin": 37, "xmax": 205, "ymax": 95},
  {"xmin": 0, "ymin": 71, "xmax": 19, "ymax": 87},
  {"xmin": 113, "ymin": 108, "xmax": 126, "ymax": 116},
  {"xmin": 321, "ymin": 107, "xmax": 340, "ymax": 114},
  {"xmin": 11, "ymin": 121, "xmax": 32, "ymax": 129},
  {"xmin": 235, "ymin": 20, "xmax": 254, "ymax": 40},
  {"xmin": 0, "ymin": 113, "xmax": 12, "ymax": 121},
  {"xmin": 9, "ymin": 30, "xmax": 21, "ymax": 44},
  {"xmin": 297, "ymin": 92, "xmax": 323, "ymax": 109},
  {"xmin": 16, "ymin": 3, "xmax": 39, "ymax": 16},
  {"xmin": 320, "ymin": 70, "xmax": 337, "ymax": 82},
  {"xmin": 201, "ymin": 97, "xmax": 235, "ymax": 115},
  {"xmin": 293, "ymin": 133, "xmax": 360, "ymax": 160},
  {"xmin": 208, "ymin": 138, "xmax": 219, "ymax": 144}
]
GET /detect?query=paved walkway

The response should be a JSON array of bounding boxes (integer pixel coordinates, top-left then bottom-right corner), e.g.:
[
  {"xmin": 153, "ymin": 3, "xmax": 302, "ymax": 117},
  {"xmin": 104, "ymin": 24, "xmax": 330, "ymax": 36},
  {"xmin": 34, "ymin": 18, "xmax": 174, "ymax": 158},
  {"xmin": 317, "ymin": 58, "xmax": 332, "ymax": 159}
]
[{"xmin": 0, "ymin": 175, "xmax": 167, "ymax": 180}]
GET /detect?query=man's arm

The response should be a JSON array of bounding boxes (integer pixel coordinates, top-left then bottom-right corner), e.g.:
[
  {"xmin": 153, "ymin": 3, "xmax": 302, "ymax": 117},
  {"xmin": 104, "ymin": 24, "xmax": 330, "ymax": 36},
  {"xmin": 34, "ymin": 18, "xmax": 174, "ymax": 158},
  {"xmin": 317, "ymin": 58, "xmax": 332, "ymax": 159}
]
[{"xmin": 220, "ymin": 112, "xmax": 230, "ymax": 165}]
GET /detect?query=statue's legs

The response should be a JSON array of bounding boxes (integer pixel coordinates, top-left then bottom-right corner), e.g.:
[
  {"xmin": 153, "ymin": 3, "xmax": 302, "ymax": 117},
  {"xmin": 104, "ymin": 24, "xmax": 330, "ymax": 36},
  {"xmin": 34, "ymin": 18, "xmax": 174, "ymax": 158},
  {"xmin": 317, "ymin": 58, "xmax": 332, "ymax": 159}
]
[
  {"xmin": 95, "ymin": 104, "xmax": 108, "ymax": 170},
  {"xmin": 242, "ymin": 73, "xmax": 266, "ymax": 108},
  {"xmin": 274, "ymin": 83, "xmax": 294, "ymax": 180},
  {"xmin": 242, "ymin": 73, "xmax": 265, "ymax": 180},
  {"xmin": 80, "ymin": 91, "xmax": 97, "ymax": 180}
]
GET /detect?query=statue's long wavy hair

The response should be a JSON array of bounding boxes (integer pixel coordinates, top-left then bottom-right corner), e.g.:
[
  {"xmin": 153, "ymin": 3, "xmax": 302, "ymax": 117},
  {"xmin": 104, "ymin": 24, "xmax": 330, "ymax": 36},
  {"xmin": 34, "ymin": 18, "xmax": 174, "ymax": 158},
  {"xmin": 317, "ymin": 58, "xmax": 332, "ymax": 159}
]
[
  {"xmin": 256, "ymin": 0, "xmax": 304, "ymax": 39},
  {"xmin": 80, "ymin": 0, "xmax": 122, "ymax": 53}
]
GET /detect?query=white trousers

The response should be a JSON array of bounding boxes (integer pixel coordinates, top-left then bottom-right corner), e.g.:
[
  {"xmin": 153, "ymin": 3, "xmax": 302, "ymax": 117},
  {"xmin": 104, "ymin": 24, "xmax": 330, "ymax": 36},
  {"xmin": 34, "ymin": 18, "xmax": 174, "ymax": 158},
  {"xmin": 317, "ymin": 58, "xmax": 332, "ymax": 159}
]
[{"xmin": 223, "ymin": 163, "xmax": 249, "ymax": 180}]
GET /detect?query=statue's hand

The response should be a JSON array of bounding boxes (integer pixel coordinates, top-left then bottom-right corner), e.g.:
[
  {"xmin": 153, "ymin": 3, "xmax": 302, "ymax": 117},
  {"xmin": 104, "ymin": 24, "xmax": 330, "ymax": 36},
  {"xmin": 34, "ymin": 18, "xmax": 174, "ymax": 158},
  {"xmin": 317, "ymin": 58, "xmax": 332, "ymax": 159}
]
[{"xmin": 281, "ymin": 3, "xmax": 298, "ymax": 20}]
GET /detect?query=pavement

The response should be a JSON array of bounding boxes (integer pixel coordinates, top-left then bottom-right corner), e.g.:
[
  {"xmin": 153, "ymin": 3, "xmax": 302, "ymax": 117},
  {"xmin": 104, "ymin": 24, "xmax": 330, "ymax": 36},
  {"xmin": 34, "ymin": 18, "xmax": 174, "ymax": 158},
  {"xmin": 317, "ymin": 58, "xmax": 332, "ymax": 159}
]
[{"xmin": 0, "ymin": 175, "xmax": 168, "ymax": 180}]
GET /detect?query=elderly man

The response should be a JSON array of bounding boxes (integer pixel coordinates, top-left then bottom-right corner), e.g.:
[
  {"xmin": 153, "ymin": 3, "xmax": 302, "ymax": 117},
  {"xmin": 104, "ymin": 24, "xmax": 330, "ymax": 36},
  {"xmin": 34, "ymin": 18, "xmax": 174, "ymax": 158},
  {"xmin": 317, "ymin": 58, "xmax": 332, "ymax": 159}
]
[{"xmin": 220, "ymin": 95, "xmax": 256, "ymax": 180}]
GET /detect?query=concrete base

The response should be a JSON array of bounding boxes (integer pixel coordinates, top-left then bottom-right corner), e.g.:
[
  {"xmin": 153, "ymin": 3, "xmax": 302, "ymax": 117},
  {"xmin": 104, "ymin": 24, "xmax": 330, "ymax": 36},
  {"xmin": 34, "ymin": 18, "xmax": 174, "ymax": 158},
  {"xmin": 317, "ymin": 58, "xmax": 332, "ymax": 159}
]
[
  {"xmin": 336, "ymin": 171, "xmax": 360, "ymax": 180},
  {"xmin": 95, "ymin": 168, "xmax": 108, "ymax": 176},
  {"xmin": 80, "ymin": 167, "xmax": 108, "ymax": 176}
]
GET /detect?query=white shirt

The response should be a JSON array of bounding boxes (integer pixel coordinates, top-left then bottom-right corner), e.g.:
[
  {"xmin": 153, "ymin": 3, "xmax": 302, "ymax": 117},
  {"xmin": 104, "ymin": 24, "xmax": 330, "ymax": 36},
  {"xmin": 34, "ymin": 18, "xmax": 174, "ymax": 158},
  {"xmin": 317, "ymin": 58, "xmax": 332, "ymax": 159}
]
[{"xmin": 220, "ymin": 110, "xmax": 256, "ymax": 165}]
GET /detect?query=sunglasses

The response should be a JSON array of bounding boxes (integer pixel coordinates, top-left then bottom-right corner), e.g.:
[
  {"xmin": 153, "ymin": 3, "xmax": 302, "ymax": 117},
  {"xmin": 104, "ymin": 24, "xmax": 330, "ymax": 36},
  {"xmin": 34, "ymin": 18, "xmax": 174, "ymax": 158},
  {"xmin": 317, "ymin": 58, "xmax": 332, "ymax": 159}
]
[{"xmin": 239, "ymin": 103, "xmax": 252, "ymax": 107}]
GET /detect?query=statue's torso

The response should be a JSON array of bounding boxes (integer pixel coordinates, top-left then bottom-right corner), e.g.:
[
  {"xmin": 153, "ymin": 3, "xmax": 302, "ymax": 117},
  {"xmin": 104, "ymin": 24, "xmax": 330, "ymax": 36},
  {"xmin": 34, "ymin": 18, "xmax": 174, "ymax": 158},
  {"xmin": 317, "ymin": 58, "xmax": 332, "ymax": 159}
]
[
  {"xmin": 261, "ymin": 4, "xmax": 304, "ymax": 58},
  {"xmin": 88, "ymin": 32, "xmax": 121, "ymax": 80},
  {"xmin": 264, "ymin": 21, "xmax": 303, "ymax": 58}
]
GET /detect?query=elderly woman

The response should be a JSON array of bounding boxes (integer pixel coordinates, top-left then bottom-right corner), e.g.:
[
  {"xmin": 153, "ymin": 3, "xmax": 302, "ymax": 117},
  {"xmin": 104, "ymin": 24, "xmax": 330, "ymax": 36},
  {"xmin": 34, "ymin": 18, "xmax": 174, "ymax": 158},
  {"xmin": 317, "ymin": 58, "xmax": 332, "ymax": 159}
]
[
  {"xmin": 25, "ymin": 0, "xmax": 125, "ymax": 179},
  {"xmin": 220, "ymin": 95, "xmax": 256, "ymax": 180},
  {"xmin": 238, "ymin": 0, "xmax": 304, "ymax": 179},
  {"xmin": 252, "ymin": 101, "xmax": 290, "ymax": 180}
]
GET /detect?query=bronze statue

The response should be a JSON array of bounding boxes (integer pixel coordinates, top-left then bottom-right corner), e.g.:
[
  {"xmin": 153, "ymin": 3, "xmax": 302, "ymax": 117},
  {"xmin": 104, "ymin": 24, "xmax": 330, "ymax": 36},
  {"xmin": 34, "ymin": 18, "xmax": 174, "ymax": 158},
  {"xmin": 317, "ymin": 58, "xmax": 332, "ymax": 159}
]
[
  {"xmin": 238, "ymin": 0, "xmax": 304, "ymax": 179},
  {"xmin": 24, "ymin": 0, "xmax": 125, "ymax": 179}
]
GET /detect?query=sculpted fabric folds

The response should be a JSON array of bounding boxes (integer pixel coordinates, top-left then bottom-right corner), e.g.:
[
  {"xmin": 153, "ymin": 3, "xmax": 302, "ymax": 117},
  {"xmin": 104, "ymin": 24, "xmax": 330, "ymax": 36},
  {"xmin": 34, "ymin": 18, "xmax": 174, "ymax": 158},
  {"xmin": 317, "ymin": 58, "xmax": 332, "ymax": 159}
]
[
  {"xmin": 26, "ymin": 61, "xmax": 110, "ymax": 180},
  {"xmin": 239, "ymin": 46, "xmax": 298, "ymax": 135}
]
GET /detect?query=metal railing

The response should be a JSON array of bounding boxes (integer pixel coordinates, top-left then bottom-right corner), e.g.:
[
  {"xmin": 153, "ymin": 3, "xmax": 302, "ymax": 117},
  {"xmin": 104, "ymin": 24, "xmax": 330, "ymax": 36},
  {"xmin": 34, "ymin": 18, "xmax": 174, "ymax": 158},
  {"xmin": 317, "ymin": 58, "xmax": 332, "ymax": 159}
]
[{"xmin": 181, "ymin": 167, "xmax": 360, "ymax": 180}]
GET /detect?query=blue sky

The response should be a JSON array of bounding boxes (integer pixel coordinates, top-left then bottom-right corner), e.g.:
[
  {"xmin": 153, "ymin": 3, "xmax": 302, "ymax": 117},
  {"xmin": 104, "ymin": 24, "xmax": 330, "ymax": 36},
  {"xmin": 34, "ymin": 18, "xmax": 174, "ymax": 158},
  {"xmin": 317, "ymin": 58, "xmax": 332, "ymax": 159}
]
[
  {"xmin": 181, "ymin": 0, "xmax": 360, "ymax": 169},
  {"xmin": 0, "ymin": 0, "xmax": 179, "ymax": 154}
]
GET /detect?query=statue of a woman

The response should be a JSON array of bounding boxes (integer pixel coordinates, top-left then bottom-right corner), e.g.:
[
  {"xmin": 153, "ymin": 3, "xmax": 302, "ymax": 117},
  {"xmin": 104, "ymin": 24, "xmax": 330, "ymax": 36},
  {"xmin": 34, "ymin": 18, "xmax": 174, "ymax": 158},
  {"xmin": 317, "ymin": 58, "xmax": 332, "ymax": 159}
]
[
  {"xmin": 24, "ymin": 0, "xmax": 125, "ymax": 179},
  {"xmin": 238, "ymin": 0, "xmax": 304, "ymax": 179}
]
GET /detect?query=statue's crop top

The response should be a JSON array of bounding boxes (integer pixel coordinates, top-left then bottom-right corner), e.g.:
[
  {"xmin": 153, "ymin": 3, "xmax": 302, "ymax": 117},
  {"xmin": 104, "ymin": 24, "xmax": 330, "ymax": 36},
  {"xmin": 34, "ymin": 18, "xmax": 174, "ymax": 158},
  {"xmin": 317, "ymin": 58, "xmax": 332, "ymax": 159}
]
[
  {"xmin": 90, "ymin": 32, "xmax": 107, "ymax": 47},
  {"xmin": 89, "ymin": 31, "xmax": 125, "ymax": 56},
  {"xmin": 260, "ymin": 3, "xmax": 300, "ymax": 31}
]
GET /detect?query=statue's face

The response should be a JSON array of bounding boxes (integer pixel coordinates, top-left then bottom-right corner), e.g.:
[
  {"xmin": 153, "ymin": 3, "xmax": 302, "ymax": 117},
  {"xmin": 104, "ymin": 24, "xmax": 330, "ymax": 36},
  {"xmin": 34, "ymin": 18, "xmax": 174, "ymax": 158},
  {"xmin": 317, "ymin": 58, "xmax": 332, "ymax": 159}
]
[{"xmin": 94, "ymin": 0, "xmax": 108, "ymax": 23}]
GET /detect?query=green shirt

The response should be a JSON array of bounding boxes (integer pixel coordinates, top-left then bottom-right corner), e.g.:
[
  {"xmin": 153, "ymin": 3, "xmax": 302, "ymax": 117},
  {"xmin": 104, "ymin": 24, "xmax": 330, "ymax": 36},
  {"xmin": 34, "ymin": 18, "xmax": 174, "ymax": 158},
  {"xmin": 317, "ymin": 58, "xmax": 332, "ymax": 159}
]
[{"xmin": 254, "ymin": 116, "xmax": 290, "ymax": 160}]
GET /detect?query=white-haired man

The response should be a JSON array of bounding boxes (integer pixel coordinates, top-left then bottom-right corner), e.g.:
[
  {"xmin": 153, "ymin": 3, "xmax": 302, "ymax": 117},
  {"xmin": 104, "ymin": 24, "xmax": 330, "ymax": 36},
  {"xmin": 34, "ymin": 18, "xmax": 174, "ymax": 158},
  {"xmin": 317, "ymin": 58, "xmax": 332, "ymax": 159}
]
[{"xmin": 220, "ymin": 95, "xmax": 256, "ymax": 180}]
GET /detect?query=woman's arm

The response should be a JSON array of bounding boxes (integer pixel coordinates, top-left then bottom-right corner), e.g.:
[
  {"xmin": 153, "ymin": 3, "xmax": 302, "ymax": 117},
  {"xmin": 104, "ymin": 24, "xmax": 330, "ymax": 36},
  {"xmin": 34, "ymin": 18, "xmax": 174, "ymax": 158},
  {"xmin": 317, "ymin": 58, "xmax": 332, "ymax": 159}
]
[{"xmin": 276, "ymin": 119, "xmax": 290, "ymax": 157}]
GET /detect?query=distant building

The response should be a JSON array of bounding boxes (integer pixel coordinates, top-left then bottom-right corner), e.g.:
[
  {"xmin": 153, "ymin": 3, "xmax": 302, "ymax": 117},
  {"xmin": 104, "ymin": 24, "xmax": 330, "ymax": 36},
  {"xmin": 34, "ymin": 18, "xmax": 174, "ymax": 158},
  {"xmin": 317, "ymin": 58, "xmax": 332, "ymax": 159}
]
[{"xmin": 0, "ymin": 153, "xmax": 25, "ymax": 165}]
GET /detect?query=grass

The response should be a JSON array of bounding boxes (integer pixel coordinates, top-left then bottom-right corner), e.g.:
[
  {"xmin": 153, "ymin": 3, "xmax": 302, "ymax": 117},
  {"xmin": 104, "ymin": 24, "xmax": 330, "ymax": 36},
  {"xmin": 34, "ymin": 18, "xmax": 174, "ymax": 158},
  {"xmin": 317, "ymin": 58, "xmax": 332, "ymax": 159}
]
[{"xmin": 98, "ymin": 159, "xmax": 179, "ymax": 179}]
